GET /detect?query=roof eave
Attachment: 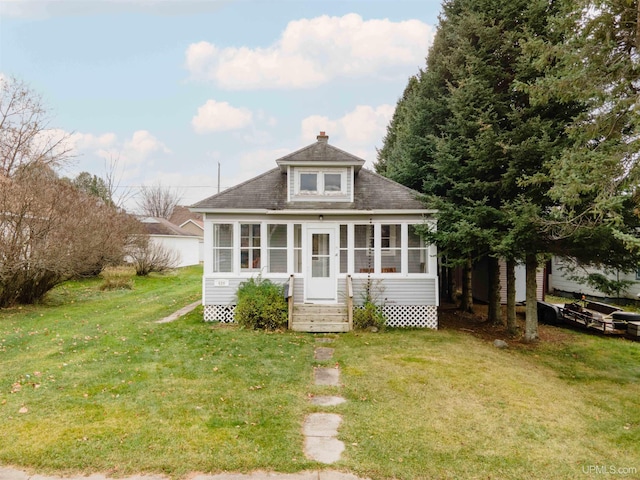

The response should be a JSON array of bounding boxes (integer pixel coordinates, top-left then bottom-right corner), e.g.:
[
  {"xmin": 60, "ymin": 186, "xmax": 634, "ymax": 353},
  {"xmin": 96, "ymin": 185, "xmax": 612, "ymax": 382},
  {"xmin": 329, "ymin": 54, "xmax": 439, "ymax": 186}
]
[
  {"xmin": 276, "ymin": 160, "xmax": 364, "ymax": 173},
  {"xmin": 192, "ymin": 208, "xmax": 437, "ymax": 215}
]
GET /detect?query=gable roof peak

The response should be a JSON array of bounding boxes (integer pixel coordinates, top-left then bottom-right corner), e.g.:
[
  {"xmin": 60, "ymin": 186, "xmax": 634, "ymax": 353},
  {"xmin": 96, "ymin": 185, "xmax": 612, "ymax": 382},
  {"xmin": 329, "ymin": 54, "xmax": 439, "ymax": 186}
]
[{"xmin": 276, "ymin": 132, "xmax": 365, "ymax": 172}]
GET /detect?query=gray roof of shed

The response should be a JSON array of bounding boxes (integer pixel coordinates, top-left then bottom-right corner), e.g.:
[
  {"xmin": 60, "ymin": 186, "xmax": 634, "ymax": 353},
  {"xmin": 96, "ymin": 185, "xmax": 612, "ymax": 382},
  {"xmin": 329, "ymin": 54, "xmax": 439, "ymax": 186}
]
[
  {"xmin": 140, "ymin": 217, "xmax": 200, "ymax": 236},
  {"xmin": 190, "ymin": 167, "xmax": 428, "ymax": 212}
]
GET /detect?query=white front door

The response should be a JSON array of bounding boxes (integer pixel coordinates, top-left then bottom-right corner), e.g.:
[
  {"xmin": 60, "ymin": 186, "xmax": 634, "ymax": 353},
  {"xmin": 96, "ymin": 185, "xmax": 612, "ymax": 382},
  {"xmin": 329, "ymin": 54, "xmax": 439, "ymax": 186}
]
[{"xmin": 305, "ymin": 226, "xmax": 337, "ymax": 302}]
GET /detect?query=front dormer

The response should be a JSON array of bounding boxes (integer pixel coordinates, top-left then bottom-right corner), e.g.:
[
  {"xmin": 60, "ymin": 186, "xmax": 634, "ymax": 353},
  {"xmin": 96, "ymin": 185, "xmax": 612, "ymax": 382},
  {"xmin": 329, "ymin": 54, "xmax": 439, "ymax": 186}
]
[{"xmin": 276, "ymin": 132, "xmax": 365, "ymax": 203}]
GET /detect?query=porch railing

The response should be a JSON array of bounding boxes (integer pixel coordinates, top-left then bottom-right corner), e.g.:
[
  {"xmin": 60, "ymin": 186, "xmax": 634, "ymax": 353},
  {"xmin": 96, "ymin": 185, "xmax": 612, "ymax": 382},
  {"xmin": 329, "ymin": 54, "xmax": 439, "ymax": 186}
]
[
  {"xmin": 346, "ymin": 274, "xmax": 354, "ymax": 330},
  {"xmin": 287, "ymin": 274, "xmax": 295, "ymax": 330}
]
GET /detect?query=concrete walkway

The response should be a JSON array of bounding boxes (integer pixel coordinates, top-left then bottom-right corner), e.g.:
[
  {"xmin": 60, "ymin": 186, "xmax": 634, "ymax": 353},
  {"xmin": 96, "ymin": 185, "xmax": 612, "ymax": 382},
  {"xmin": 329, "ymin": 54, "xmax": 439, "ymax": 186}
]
[
  {"xmin": 0, "ymin": 468, "xmax": 368, "ymax": 480},
  {"xmin": 155, "ymin": 300, "xmax": 201, "ymax": 324}
]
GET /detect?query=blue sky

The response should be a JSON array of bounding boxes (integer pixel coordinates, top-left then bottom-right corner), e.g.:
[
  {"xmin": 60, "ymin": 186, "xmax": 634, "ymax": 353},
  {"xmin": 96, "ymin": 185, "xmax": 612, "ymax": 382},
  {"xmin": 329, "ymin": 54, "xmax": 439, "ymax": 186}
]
[{"xmin": 0, "ymin": 0, "xmax": 441, "ymax": 211}]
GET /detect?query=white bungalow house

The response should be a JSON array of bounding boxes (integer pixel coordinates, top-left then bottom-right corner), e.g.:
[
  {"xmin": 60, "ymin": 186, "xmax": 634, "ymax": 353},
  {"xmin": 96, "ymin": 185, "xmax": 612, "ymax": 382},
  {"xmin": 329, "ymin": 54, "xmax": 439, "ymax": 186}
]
[{"xmin": 190, "ymin": 133, "xmax": 439, "ymax": 331}]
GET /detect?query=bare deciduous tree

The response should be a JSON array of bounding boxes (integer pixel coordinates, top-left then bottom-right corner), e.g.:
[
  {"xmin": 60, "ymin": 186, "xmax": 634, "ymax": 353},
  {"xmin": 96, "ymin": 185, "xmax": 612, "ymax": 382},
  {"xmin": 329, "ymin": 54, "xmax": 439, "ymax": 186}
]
[
  {"xmin": 0, "ymin": 76, "xmax": 72, "ymax": 178},
  {"xmin": 103, "ymin": 153, "xmax": 135, "ymax": 210},
  {"xmin": 127, "ymin": 235, "xmax": 180, "ymax": 276},
  {"xmin": 0, "ymin": 78, "xmax": 139, "ymax": 307},
  {"xmin": 136, "ymin": 182, "xmax": 183, "ymax": 219},
  {"xmin": 0, "ymin": 165, "xmax": 139, "ymax": 307}
]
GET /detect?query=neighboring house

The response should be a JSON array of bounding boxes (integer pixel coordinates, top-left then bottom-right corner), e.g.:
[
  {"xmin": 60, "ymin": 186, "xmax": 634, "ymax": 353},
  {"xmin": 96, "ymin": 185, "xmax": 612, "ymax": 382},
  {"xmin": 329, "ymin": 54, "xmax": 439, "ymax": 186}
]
[
  {"xmin": 190, "ymin": 132, "xmax": 439, "ymax": 331},
  {"xmin": 548, "ymin": 256, "xmax": 640, "ymax": 301},
  {"xmin": 472, "ymin": 257, "xmax": 545, "ymax": 304},
  {"xmin": 140, "ymin": 217, "xmax": 201, "ymax": 268},
  {"xmin": 170, "ymin": 206, "xmax": 204, "ymax": 262}
]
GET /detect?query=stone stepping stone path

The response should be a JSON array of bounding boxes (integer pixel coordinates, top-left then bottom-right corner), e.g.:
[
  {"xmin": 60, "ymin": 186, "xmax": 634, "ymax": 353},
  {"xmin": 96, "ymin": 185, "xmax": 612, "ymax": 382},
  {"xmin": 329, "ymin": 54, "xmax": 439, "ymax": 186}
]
[
  {"xmin": 314, "ymin": 367, "xmax": 340, "ymax": 386},
  {"xmin": 303, "ymin": 336, "xmax": 347, "ymax": 464},
  {"xmin": 303, "ymin": 413, "xmax": 345, "ymax": 464},
  {"xmin": 314, "ymin": 347, "xmax": 334, "ymax": 360}
]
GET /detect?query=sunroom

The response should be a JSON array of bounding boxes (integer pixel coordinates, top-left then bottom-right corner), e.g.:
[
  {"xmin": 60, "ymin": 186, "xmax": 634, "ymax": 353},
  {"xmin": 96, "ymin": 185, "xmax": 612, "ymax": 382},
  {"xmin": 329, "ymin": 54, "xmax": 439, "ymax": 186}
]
[{"xmin": 191, "ymin": 133, "xmax": 439, "ymax": 331}]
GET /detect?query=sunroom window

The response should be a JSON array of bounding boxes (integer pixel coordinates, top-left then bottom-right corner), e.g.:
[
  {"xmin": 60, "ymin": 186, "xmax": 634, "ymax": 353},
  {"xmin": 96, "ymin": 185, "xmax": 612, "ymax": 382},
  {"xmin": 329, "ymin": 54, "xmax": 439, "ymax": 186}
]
[
  {"xmin": 294, "ymin": 224, "xmax": 302, "ymax": 273},
  {"xmin": 240, "ymin": 223, "xmax": 261, "ymax": 271},
  {"xmin": 408, "ymin": 225, "xmax": 428, "ymax": 273},
  {"xmin": 267, "ymin": 224, "xmax": 287, "ymax": 273},
  {"xmin": 381, "ymin": 224, "xmax": 401, "ymax": 273},
  {"xmin": 339, "ymin": 224, "xmax": 348, "ymax": 273},
  {"xmin": 355, "ymin": 224, "xmax": 374, "ymax": 273},
  {"xmin": 212, "ymin": 224, "xmax": 233, "ymax": 273}
]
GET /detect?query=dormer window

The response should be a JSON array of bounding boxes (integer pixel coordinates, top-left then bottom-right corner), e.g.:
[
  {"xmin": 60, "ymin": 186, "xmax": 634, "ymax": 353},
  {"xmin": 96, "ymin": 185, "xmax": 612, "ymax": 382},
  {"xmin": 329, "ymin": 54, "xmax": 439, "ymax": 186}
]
[
  {"xmin": 296, "ymin": 169, "xmax": 346, "ymax": 196},
  {"xmin": 324, "ymin": 173, "xmax": 342, "ymax": 192},
  {"xmin": 300, "ymin": 173, "xmax": 318, "ymax": 192}
]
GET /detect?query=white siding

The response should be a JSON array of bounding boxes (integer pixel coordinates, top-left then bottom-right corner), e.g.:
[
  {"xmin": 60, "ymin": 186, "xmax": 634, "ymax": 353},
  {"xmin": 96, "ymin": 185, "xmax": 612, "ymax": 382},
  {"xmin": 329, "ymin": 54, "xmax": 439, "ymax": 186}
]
[
  {"xmin": 549, "ymin": 257, "xmax": 640, "ymax": 299},
  {"xmin": 203, "ymin": 277, "xmax": 243, "ymax": 304},
  {"xmin": 150, "ymin": 235, "xmax": 200, "ymax": 268},
  {"xmin": 204, "ymin": 276, "xmax": 291, "ymax": 305},
  {"xmin": 204, "ymin": 276, "xmax": 437, "ymax": 307},
  {"xmin": 351, "ymin": 277, "xmax": 438, "ymax": 306}
]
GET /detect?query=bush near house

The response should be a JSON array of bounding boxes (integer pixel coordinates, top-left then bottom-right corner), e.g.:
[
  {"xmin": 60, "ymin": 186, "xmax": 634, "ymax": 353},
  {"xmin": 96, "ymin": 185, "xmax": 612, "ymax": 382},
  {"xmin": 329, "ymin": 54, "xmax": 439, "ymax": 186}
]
[
  {"xmin": 235, "ymin": 276, "xmax": 288, "ymax": 330},
  {"xmin": 353, "ymin": 301, "xmax": 386, "ymax": 331}
]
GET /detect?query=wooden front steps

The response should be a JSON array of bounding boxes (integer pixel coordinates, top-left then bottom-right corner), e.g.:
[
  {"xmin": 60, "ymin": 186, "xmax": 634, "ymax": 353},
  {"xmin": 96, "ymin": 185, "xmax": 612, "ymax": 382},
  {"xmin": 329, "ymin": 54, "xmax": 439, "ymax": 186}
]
[{"xmin": 291, "ymin": 304, "xmax": 351, "ymax": 333}]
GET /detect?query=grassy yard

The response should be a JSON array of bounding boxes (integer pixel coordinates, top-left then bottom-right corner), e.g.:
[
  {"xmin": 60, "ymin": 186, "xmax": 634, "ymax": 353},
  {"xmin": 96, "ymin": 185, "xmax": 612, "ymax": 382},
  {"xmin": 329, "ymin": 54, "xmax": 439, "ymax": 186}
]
[{"xmin": 1, "ymin": 267, "xmax": 639, "ymax": 479}]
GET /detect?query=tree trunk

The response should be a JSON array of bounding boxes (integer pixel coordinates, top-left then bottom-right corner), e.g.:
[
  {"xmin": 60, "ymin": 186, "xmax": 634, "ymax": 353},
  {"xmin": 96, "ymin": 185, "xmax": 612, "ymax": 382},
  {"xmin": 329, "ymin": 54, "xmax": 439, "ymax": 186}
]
[
  {"xmin": 447, "ymin": 266, "xmax": 455, "ymax": 303},
  {"xmin": 506, "ymin": 258, "xmax": 517, "ymax": 334},
  {"xmin": 487, "ymin": 256, "xmax": 502, "ymax": 325},
  {"xmin": 460, "ymin": 257, "xmax": 474, "ymax": 313},
  {"xmin": 524, "ymin": 254, "xmax": 539, "ymax": 343}
]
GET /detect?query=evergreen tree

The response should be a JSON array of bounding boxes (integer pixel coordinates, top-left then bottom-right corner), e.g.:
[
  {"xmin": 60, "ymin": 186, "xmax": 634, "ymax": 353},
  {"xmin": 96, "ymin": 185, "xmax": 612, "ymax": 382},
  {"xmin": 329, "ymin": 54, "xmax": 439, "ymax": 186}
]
[{"xmin": 379, "ymin": 0, "xmax": 581, "ymax": 336}]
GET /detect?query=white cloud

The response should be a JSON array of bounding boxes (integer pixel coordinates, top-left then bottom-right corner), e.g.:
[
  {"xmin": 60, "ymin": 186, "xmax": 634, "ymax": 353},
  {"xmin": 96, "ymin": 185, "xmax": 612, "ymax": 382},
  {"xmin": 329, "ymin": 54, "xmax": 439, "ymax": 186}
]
[
  {"xmin": 191, "ymin": 99, "xmax": 253, "ymax": 134},
  {"xmin": 70, "ymin": 132, "xmax": 117, "ymax": 151},
  {"xmin": 301, "ymin": 104, "xmax": 395, "ymax": 169},
  {"xmin": 123, "ymin": 130, "xmax": 171, "ymax": 162},
  {"xmin": 185, "ymin": 13, "xmax": 434, "ymax": 89},
  {"xmin": 64, "ymin": 129, "xmax": 172, "ymax": 183},
  {"xmin": 341, "ymin": 104, "xmax": 395, "ymax": 143},
  {"xmin": 301, "ymin": 104, "xmax": 394, "ymax": 145}
]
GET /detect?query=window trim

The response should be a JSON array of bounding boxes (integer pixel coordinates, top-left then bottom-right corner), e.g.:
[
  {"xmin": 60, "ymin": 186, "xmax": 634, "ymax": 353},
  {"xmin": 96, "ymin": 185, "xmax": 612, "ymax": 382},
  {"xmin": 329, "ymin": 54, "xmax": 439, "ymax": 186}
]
[{"xmin": 295, "ymin": 168, "xmax": 347, "ymax": 196}]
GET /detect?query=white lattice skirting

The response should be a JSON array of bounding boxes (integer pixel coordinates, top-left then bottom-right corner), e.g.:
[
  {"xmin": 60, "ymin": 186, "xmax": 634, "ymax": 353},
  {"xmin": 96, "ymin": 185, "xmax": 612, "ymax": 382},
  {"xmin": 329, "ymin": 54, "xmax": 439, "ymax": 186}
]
[
  {"xmin": 382, "ymin": 304, "xmax": 438, "ymax": 329},
  {"xmin": 204, "ymin": 304, "xmax": 236, "ymax": 323},
  {"xmin": 204, "ymin": 304, "xmax": 438, "ymax": 329}
]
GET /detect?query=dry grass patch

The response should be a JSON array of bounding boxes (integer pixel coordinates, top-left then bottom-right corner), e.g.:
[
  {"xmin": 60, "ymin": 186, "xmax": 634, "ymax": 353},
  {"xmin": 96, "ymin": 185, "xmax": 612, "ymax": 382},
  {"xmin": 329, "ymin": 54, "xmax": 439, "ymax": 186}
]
[{"xmin": 332, "ymin": 329, "xmax": 640, "ymax": 480}]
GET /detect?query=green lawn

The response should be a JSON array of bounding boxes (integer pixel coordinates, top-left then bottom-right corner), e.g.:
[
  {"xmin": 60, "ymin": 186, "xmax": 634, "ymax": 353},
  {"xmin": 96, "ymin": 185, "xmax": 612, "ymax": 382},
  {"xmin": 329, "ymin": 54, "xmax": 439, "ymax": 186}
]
[{"xmin": 1, "ymin": 267, "xmax": 639, "ymax": 479}]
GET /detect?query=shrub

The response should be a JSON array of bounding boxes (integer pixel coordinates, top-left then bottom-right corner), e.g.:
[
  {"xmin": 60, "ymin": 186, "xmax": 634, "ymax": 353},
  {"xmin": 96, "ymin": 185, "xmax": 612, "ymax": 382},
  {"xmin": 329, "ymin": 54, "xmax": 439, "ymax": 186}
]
[
  {"xmin": 99, "ymin": 277, "xmax": 134, "ymax": 291},
  {"xmin": 127, "ymin": 236, "xmax": 179, "ymax": 276},
  {"xmin": 353, "ymin": 301, "xmax": 386, "ymax": 331},
  {"xmin": 235, "ymin": 277, "xmax": 288, "ymax": 330}
]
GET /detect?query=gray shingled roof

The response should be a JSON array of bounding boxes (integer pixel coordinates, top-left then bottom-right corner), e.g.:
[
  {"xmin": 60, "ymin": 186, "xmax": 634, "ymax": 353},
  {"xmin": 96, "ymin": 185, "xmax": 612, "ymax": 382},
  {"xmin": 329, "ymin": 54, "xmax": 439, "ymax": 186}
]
[
  {"xmin": 169, "ymin": 205, "xmax": 203, "ymax": 226},
  {"xmin": 191, "ymin": 135, "xmax": 431, "ymax": 212},
  {"xmin": 275, "ymin": 136, "xmax": 365, "ymax": 170},
  {"xmin": 190, "ymin": 168, "xmax": 428, "ymax": 211},
  {"xmin": 140, "ymin": 217, "xmax": 199, "ymax": 236}
]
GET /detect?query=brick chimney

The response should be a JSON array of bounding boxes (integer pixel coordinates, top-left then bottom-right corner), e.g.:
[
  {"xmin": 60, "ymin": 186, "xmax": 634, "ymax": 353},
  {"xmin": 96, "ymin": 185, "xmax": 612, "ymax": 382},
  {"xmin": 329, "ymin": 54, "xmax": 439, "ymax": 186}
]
[{"xmin": 316, "ymin": 131, "xmax": 329, "ymax": 142}]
